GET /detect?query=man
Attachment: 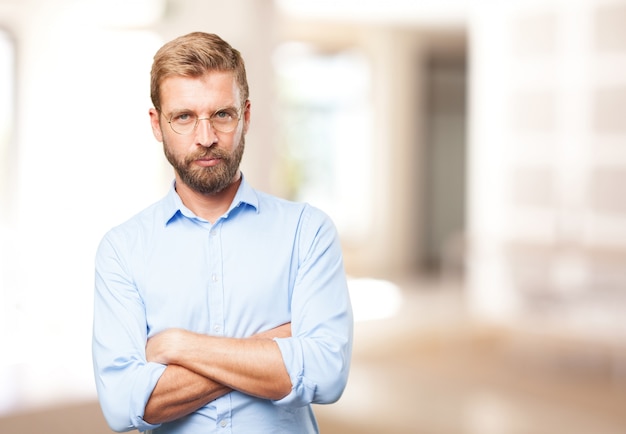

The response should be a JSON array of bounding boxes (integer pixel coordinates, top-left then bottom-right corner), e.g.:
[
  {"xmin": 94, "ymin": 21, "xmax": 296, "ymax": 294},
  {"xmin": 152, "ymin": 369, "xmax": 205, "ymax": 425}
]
[{"xmin": 92, "ymin": 32, "xmax": 353, "ymax": 433}]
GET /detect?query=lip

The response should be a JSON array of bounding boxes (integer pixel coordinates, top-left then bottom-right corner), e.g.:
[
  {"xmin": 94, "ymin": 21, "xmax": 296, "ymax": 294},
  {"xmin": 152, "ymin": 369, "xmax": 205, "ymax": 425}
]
[{"xmin": 194, "ymin": 157, "xmax": 221, "ymax": 167}]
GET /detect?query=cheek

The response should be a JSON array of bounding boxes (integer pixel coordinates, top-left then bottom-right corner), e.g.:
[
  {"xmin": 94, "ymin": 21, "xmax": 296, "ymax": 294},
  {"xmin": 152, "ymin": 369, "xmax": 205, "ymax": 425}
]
[
  {"xmin": 232, "ymin": 126, "xmax": 246, "ymax": 146},
  {"xmin": 163, "ymin": 136, "xmax": 180, "ymax": 159},
  {"xmin": 163, "ymin": 135, "xmax": 196, "ymax": 160}
]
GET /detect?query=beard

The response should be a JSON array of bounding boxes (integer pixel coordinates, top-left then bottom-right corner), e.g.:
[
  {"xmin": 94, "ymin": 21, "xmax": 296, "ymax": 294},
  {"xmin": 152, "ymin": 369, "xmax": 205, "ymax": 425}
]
[{"xmin": 164, "ymin": 135, "xmax": 245, "ymax": 195}]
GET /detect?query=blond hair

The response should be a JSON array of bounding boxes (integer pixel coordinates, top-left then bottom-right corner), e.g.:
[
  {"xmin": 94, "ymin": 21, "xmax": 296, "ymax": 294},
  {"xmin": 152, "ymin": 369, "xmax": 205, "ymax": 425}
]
[{"xmin": 150, "ymin": 32, "xmax": 249, "ymax": 111}]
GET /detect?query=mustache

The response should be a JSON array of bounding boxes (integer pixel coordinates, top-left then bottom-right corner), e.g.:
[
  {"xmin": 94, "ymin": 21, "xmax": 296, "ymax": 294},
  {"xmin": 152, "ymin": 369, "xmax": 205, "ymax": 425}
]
[{"xmin": 185, "ymin": 148, "xmax": 229, "ymax": 163}]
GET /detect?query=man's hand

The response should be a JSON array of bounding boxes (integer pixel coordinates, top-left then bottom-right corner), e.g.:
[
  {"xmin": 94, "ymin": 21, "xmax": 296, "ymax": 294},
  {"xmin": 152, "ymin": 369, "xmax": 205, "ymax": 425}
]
[
  {"xmin": 146, "ymin": 323, "xmax": 292, "ymax": 365},
  {"xmin": 146, "ymin": 328, "xmax": 187, "ymax": 365}
]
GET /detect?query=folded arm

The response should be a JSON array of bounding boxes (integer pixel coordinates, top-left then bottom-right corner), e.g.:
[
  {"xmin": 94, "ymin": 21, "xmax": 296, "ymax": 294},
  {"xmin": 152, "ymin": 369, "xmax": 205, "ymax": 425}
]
[
  {"xmin": 144, "ymin": 323, "xmax": 292, "ymax": 424},
  {"xmin": 144, "ymin": 365, "xmax": 229, "ymax": 424}
]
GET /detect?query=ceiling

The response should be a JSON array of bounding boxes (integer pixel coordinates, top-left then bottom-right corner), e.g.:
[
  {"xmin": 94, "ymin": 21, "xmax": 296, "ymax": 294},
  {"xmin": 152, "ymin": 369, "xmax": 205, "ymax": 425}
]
[{"xmin": 275, "ymin": 0, "xmax": 469, "ymax": 27}]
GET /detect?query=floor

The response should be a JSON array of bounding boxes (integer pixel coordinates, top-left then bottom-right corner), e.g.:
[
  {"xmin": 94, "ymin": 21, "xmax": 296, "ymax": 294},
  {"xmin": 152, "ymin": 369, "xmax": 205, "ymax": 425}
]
[
  {"xmin": 1, "ymin": 276, "xmax": 625, "ymax": 433},
  {"xmin": 316, "ymin": 277, "xmax": 626, "ymax": 434}
]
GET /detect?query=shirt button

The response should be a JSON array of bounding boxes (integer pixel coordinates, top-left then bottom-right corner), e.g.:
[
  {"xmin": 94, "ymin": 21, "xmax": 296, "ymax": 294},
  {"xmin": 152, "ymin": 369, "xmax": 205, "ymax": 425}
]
[
  {"xmin": 212, "ymin": 274, "xmax": 218, "ymax": 282},
  {"xmin": 220, "ymin": 420, "xmax": 227, "ymax": 427},
  {"xmin": 213, "ymin": 324, "xmax": 221, "ymax": 333}
]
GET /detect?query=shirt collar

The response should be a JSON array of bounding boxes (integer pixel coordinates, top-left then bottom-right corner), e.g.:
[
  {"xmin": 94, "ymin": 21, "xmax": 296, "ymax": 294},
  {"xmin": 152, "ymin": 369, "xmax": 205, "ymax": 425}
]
[{"xmin": 162, "ymin": 173, "xmax": 259, "ymax": 225}]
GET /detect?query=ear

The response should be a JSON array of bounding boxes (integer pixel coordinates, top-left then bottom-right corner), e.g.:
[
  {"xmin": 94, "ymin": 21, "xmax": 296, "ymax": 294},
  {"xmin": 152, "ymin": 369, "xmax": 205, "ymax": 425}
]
[
  {"xmin": 149, "ymin": 108, "xmax": 164, "ymax": 142},
  {"xmin": 242, "ymin": 100, "xmax": 251, "ymax": 134}
]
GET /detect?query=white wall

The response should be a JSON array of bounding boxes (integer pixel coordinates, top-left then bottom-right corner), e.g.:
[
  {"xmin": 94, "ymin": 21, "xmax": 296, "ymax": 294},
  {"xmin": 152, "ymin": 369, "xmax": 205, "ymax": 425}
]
[{"xmin": 467, "ymin": 0, "xmax": 626, "ymax": 329}]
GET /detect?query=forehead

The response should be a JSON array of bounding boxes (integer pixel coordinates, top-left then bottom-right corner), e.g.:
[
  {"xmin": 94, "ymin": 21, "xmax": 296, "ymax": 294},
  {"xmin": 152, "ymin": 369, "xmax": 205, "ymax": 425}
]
[{"xmin": 160, "ymin": 71, "xmax": 241, "ymax": 112}]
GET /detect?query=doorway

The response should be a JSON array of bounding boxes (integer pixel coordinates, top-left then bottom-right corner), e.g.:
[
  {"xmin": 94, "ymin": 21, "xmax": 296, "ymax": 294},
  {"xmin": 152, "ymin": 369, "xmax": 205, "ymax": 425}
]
[{"xmin": 421, "ymin": 37, "xmax": 467, "ymax": 277}]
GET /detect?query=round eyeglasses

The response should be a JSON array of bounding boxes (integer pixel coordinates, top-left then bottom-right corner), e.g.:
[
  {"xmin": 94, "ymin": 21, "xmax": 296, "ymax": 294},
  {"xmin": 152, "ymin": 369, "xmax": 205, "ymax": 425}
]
[{"xmin": 165, "ymin": 107, "xmax": 242, "ymax": 135}]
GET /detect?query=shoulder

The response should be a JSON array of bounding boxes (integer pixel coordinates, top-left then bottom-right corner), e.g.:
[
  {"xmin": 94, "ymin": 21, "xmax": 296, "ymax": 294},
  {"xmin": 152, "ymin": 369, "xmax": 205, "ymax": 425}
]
[
  {"xmin": 253, "ymin": 192, "xmax": 341, "ymax": 253},
  {"xmin": 255, "ymin": 190, "xmax": 333, "ymax": 226},
  {"xmin": 97, "ymin": 198, "xmax": 166, "ymax": 252}
]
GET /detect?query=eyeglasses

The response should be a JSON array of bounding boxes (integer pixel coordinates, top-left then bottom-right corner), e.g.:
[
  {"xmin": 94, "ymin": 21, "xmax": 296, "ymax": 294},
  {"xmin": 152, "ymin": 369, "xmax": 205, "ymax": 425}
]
[{"xmin": 165, "ymin": 106, "xmax": 242, "ymax": 135}]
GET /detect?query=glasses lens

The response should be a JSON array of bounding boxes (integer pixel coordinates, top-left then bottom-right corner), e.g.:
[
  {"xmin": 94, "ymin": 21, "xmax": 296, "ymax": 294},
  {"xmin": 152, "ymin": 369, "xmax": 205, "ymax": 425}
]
[
  {"xmin": 211, "ymin": 108, "xmax": 239, "ymax": 133},
  {"xmin": 170, "ymin": 113, "xmax": 197, "ymax": 135}
]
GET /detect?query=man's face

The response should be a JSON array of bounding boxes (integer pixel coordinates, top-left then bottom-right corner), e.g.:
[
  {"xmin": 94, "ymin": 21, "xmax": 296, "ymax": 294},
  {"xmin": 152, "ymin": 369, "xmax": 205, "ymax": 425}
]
[{"xmin": 149, "ymin": 71, "xmax": 250, "ymax": 195}]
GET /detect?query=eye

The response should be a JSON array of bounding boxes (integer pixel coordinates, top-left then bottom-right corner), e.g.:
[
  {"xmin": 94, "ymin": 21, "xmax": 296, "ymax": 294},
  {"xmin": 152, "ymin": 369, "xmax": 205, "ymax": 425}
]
[
  {"xmin": 171, "ymin": 112, "xmax": 196, "ymax": 124},
  {"xmin": 212, "ymin": 109, "xmax": 236, "ymax": 121}
]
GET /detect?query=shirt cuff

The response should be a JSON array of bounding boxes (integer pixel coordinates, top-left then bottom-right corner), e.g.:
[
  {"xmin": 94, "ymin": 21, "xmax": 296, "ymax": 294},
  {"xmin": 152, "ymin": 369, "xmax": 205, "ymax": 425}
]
[
  {"xmin": 272, "ymin": 337, "xmax": 317, "ymax": 407},
  {"xmin": 130, "ymin": 362, "xmax": 167, "ymax": 432}
]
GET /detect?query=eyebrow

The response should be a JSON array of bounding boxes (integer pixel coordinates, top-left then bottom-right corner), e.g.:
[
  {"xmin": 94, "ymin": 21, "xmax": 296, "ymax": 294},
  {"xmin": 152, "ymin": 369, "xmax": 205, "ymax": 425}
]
[{"xmin": 166, "ymin": 105, "xmax": 240, "ymax": 118}]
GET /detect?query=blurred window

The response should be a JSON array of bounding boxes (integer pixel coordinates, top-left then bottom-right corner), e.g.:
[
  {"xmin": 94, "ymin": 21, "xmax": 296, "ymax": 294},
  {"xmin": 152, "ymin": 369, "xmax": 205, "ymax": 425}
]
[{"xmin": 274, "ymin": 43, "xmax": 373, "ymax": 241}]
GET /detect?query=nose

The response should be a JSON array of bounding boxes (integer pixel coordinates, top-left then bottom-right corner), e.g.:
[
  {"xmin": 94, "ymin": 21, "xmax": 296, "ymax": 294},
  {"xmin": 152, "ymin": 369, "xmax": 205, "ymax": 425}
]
[{"xmin": 195, "ymin": 117, "xmax": 217, "ymax": 147}]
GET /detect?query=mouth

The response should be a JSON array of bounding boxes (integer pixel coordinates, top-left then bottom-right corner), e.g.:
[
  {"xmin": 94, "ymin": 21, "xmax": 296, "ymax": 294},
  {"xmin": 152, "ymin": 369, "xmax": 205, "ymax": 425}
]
[{"xmin": 194, "ymin": 156, "xmax": 221, "ymax": 167}]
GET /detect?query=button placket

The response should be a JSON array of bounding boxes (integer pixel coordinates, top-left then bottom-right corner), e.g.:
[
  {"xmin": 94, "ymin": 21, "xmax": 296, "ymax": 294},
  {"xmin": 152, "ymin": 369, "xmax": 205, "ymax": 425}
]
[
  {"xmin": 207, "ymin": 225, "xmax": 224, "ymax": 337},
  {"xmin": 207, "ymin": 223, "xmax": 230, "ymax": 430}
]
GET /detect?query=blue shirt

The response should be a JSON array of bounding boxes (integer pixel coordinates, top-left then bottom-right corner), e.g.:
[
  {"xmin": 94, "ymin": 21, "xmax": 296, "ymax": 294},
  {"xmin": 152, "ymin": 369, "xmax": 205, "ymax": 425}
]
[{"xmin": 92, "ymin": 176, "xmax": 353, "ymax": 433}]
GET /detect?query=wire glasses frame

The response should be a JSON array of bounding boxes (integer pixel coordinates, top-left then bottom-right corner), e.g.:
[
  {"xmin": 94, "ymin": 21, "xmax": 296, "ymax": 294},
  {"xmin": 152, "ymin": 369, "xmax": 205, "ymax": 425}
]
[{"xmin": 164, "ymin": 105, "xmax": 243, "ymax": 135}]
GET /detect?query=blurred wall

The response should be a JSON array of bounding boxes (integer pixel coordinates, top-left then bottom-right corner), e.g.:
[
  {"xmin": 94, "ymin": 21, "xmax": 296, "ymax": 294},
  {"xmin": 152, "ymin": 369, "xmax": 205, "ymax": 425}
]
[{"xmin": 467, "ymin": 0, "xmax": 626, "ymax": 327}]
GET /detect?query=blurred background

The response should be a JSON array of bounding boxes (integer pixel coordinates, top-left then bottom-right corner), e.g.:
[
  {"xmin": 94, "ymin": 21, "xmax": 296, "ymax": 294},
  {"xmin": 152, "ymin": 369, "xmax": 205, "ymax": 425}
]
[{"xmin": 1, "ymin": 0, "xmax": 626, "ymax": 432}]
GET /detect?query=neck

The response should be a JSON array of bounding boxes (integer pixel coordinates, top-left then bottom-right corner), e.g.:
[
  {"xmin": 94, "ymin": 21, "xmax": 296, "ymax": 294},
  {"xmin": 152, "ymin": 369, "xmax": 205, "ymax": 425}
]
[{"xmin": 175, "ymin": 173, "xmax": 242, "ymax": 223}]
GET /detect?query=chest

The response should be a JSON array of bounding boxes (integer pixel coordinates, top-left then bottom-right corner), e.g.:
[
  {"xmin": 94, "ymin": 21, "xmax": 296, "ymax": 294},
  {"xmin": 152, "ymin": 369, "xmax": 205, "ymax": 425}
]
[{"xmin": 136, "ymin": 223, "xmax": 298, "ymax": 336}]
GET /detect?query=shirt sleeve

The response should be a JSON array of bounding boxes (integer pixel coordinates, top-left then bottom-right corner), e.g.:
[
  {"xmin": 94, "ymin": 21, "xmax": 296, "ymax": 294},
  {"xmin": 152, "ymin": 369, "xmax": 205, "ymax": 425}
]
[
  {"xmin": 92, "ymin": 232, "xmax": 165, "ymax": 433},
  {"xmin": 273, "ymin": 205, "xmax": 354, "ymax": 407}
]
